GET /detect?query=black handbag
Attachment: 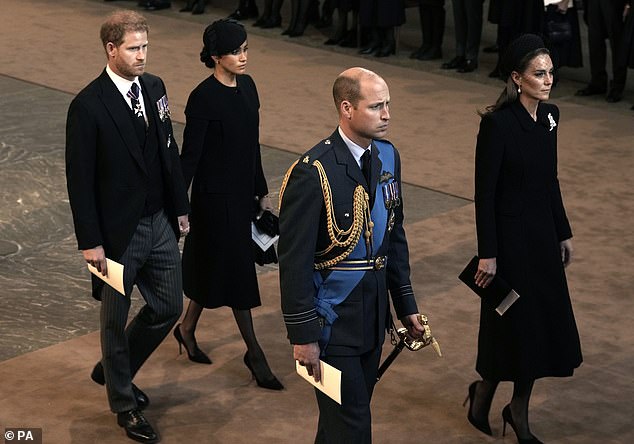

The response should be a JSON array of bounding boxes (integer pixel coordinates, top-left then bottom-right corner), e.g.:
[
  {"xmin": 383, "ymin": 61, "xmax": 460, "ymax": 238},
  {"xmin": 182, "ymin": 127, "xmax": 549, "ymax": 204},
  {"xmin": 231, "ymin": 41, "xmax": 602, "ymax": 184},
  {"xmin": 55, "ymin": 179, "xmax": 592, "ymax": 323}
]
[{"xmin": 546, "ymin": 7, "xmax": 573, "ymax": 43}]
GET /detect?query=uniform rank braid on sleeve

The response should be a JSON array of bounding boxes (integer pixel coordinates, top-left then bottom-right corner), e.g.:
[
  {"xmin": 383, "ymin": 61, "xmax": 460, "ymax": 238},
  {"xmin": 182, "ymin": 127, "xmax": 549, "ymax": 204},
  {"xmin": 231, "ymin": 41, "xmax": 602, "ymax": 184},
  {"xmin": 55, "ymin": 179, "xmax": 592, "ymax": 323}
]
[
  {"xmin": 283, "ymin": 308, "xmax": 319, "ymax": 325},
  {"xmin": 391, "ymin": 284, "xmax": 414, "ymax": 299}
]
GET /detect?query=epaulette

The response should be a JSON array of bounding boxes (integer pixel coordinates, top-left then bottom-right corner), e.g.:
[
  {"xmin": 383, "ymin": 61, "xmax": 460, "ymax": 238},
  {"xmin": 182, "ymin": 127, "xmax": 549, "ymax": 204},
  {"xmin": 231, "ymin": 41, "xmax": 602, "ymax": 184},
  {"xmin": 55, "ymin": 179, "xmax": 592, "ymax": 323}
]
[{"xmin": 297, "ymin": 137, "xmax": 335, "ymax": 166}]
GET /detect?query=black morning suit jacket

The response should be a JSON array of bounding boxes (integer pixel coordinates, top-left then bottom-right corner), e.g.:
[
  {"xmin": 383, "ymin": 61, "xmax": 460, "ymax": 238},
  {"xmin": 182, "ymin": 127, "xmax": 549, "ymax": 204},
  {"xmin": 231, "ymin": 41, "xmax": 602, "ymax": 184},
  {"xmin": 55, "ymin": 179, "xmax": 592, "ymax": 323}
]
[
  {"xmin": 278, "ymin": 130, "xmax": 419, "ymax": 356},
  {"xmin": 66, "ymin": 70, "xmax": 190, "ymax": 299}
]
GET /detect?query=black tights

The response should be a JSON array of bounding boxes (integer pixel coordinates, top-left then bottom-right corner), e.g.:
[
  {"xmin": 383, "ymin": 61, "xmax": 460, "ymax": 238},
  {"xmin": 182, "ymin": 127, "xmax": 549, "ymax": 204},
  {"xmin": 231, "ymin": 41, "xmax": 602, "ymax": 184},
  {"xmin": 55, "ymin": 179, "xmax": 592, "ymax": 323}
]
[
  {"xmin": 180, "ymin": 300, "xmax": 275, "ymax": 379},
  {"xmin": 473, "ymin": 379, "xmax": 536, "ymax": 440}
]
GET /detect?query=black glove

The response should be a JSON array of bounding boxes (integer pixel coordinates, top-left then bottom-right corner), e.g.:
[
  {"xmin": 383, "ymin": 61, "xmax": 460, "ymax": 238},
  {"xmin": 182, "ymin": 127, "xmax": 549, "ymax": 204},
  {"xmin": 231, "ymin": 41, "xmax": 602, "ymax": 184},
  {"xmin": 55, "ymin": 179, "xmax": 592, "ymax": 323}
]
[{"xmin": 254, "ymin": 210, "xmax": 279, "ymax": 236}]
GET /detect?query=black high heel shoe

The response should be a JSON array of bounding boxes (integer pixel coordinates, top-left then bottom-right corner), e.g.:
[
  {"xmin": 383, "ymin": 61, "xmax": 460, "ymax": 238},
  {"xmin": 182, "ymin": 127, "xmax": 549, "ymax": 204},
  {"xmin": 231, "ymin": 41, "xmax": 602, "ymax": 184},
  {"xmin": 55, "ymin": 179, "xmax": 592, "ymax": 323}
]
[
  {"xmin": 502, "ymin": 404, "xmax": 544, "ymax": 444},
  {"xmin": 463, "ymin": 381, "xmax": 492, "ymax": 436},
  {"xmin": 243, "ymin": 352, "xmax": 284, "ymax": 390},
  {"xmin": 173, "ymin": 324, "xmax": 212, "ymax": 365}
]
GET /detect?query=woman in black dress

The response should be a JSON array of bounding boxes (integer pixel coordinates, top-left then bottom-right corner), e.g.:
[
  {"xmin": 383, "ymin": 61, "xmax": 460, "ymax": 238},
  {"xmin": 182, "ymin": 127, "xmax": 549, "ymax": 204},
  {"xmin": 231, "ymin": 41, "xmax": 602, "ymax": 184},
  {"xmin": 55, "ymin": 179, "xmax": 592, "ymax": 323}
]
[
  {"xmin": 176, "ymin": 19, "xmax": 283, "ymax": 390},
  {"xmin": 466, "ymin": 34, "xmax": 582, "ymax": 443}
]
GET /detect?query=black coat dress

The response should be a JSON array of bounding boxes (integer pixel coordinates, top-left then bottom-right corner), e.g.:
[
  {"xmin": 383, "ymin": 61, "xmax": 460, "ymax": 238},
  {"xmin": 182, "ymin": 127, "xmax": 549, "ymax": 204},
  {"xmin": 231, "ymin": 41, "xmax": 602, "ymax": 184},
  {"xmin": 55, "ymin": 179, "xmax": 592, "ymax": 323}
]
[
  {"xmin": 474, "ymin": 100, "xmax": 582, "ymax": 381},
  {"xmin": 180, "ymin": 74, "xmax": 268, "ymax": 309}
]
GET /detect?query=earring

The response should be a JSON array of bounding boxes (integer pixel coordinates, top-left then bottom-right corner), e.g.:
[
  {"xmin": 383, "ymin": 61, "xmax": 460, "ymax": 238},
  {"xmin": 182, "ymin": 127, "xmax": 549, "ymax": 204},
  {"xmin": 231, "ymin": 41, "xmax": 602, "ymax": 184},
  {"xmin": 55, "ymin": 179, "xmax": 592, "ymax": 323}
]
[{"xmin": 517, "ymin": 86, "xmax": 522, "ymax": 94}]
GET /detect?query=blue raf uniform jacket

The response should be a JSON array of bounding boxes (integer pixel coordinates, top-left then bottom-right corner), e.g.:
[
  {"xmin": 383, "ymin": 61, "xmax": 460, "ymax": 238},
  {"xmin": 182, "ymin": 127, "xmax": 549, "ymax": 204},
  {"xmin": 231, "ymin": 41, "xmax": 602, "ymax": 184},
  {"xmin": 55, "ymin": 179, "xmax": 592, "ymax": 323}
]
[{"xmin": 278, "ymin": 129, "xmax": 419, "ymax": 356}]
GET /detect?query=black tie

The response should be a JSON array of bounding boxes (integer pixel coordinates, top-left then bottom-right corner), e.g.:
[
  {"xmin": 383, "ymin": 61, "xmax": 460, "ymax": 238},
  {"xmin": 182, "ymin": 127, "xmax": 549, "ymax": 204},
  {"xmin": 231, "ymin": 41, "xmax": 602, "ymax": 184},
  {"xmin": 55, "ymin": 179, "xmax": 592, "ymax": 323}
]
[
  {"xmin": 361, "ymin": 149, "xmax": 373, "ymax": 207},
  {"xmin": 127, "ymin": 83, "xmax": 146, "ymax": 130},
  {"xmin": 361, "ymin": 149, "xmax": 372, "ymax": 186}
]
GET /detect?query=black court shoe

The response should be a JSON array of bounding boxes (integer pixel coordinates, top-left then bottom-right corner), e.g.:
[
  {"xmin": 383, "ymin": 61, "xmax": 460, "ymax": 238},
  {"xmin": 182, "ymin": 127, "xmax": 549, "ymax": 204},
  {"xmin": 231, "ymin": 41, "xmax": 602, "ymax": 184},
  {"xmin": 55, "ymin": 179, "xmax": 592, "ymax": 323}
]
[
  {"xmin": 173, "ymin": 324, "xmax": 212, "ymax": 364},
  {"xmin": 463, "ymin": 381, "xmax": 492, "ymax": 436},
  {"xmin": 244, "ymin": 352, "xmax": 284, "ymax": 390},
  {"xmin": 502, "ymin": 404, "xmax": 544, "ymax": 444}
]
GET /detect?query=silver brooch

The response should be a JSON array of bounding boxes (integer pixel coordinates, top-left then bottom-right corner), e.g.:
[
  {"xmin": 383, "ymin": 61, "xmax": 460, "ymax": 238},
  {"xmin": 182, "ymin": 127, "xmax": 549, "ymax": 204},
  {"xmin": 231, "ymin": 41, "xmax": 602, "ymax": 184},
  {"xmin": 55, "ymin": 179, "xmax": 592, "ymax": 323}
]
[{"xmin": 547, "ymin": 112, "xmax": 557, "ymax": 132}]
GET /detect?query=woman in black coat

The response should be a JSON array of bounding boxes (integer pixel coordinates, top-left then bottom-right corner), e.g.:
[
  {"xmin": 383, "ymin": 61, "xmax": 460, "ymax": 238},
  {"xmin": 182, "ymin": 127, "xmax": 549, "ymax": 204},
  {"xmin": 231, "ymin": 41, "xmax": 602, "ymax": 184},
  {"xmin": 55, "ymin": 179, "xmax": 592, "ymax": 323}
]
[
  {"xmin": 466, "ymin": 34, "xmax": 582, "ymax": 444},
  {"xmin": 176, "ymin": 19, "xmax": 283, "ymax": 390}
]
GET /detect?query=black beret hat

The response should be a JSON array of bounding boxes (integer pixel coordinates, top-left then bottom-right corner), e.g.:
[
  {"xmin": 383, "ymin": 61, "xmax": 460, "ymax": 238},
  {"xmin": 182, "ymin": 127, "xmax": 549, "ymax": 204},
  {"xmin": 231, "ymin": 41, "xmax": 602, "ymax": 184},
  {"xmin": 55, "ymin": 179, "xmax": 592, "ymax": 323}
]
[
  {"xmin": 202, "ymin": 19, "xmax": 246, "ymax": 57},
  {"xmin": 500, "ymin": 34, "xmax": 546, "ymax": 79}
]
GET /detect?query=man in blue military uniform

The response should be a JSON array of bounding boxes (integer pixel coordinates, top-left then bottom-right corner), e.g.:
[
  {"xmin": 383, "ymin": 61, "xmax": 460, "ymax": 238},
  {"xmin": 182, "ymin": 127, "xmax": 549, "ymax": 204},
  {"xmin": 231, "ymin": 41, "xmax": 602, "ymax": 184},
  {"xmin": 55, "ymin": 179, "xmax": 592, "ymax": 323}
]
[{"xmin": 278, "ymin": 67, "xmax": 426, "ymax": 443}]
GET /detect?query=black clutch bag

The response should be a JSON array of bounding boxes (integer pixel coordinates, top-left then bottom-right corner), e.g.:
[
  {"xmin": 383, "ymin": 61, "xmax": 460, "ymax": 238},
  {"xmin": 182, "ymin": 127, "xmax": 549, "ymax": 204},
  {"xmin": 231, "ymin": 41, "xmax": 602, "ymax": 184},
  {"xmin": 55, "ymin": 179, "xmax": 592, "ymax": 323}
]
[{"xmin": 458, "ymin": 256, "xmax": 513, "ymax": 309}]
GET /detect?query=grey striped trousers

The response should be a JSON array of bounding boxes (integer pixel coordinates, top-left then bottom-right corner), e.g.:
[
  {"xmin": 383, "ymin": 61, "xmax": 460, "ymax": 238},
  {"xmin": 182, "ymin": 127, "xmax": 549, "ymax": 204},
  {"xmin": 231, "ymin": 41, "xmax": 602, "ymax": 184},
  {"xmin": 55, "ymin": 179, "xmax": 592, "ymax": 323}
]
[{"xmin": 99, "ymin": 210, "xmax": 182, "ymax": 412}]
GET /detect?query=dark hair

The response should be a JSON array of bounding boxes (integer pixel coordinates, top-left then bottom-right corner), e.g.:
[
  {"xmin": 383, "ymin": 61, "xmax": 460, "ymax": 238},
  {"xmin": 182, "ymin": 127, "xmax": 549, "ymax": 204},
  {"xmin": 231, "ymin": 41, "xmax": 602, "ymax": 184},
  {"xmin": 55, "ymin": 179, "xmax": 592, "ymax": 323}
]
[
  {"xmin": 100, "ymin": 10, "xmax": 148, "ymax": 53},
  {"xmin": 332, "ymin": 74, "xmax": 363, "ymax": 109},
  {"xmin": 200, "ymin": 19, "xmax": 246, "ymax": 69},
  {"xmin": 480, "ymin": 47, "xmax": 550, "ymax": 115}
]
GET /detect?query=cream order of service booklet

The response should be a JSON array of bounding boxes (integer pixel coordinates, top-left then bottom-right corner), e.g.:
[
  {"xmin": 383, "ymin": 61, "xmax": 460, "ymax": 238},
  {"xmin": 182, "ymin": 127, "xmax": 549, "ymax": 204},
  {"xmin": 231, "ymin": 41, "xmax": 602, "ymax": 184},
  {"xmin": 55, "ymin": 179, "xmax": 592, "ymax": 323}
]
[
  {"xmin": 296, "ymin": 360, "xmax": 342, "ymax": 405},
  {"xmin": 87, "ymin": 258, "xmax": 125, "ymax": 296}
]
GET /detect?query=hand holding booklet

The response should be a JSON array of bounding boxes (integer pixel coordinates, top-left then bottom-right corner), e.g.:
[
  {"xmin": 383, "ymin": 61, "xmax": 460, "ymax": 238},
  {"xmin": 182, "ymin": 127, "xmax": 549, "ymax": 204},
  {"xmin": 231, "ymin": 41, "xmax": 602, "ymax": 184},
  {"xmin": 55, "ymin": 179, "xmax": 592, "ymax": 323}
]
[
  {"xmin": 87, "ymin": 258, "xmax": 125, "ymax": 296},
  {"xmin": 458, "ymin": 256, "xmax": 520, "ymax": 316},
  {"xmin": 296, "ymin": 360, "xmax": 342, "ymax": 405}
]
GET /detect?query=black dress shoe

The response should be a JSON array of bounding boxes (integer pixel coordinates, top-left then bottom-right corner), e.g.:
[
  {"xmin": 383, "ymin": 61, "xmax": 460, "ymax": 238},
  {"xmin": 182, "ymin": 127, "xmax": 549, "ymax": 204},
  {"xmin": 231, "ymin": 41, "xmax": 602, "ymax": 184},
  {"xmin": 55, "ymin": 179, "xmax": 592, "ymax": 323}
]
[
  {"xmin": 457, "ymin": 59, "xmax": 478, "ymax": 73},
  {"xmin": 288, "ymin": 28, "xmax": 306, "ymax": 37},
  {"xmin": 260, "ymin": 17, "xmax": 282, "ymax": 28},
  {"xmin": 117, "ymin": 409, "xmax": 158, "ymax": 443},
  {"xmin": 410, "ymin": 45, "xmax": 430, "ymax": 59},
  {"xmin": 339, "ymin": 32, "xmax": 358, "ymax": 48},
  {"xmin": 179, "ymin": 0, "xmax": 194, "ymax": 11},
  {"xmin": 375, "ymin": 42, "xmax": 395, "ymax": 57},
  {"xmin": 441, "ymin": 56, "xmax": 465, "ymax": 70},
  {"xmin": 90, "ymin": 363, "xmax": 150, "ymax": 409},
  {"xmin": 143, "ymin": 1, "xmax": 171, "ymax": 11},
  {"xmin": 324, "ymin": 37, "xmax": 343, "ymax": 45},
  {"xmin": 606, "ymin": 89, "xmax": 623, "ymax": 103},
  {"xmin": 359, "ymin": 43, "xmax": 380, "ymax": 55},
  {"xmin": 418, "ymin": 47, "xmax": 442, "ymax": 60},
  {"xmin": 228, "ymin": 8, "xmax": 247, "ymax": 20},
  {"xmin": 575, "ymin": 85, "xmax": 606, "ymax": 96},
  {"xmin": 191, "ymin": 0, "xmax": 205, "ymax": 14}
]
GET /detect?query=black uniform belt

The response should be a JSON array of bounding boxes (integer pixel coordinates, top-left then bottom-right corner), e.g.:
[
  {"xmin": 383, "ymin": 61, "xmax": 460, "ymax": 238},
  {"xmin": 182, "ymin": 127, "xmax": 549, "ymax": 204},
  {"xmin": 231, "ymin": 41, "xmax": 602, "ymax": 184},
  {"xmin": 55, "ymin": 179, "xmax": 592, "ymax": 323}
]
[{"xmin": 327, "ymin": 256, "xmax": 387, "ymax": 271}]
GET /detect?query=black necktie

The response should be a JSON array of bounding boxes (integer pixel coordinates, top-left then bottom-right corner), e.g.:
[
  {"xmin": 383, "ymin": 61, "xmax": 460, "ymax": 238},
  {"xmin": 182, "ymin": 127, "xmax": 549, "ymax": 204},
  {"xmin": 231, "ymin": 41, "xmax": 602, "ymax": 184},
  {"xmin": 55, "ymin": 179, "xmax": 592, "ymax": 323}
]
[
  {"xmin": 361, "ymin": 149, "xmax": 374, "ymax": 208},
  {"xmin": 361, "ymin": 149, "xmax": 372, "ymax": 186},
  {"xmin": 127, "ymin": 83, "xmax": 146, "ymax": 130}
]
